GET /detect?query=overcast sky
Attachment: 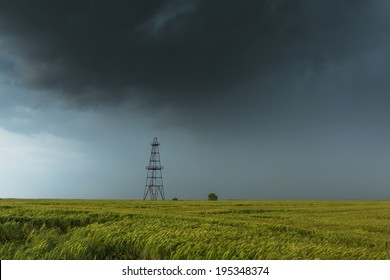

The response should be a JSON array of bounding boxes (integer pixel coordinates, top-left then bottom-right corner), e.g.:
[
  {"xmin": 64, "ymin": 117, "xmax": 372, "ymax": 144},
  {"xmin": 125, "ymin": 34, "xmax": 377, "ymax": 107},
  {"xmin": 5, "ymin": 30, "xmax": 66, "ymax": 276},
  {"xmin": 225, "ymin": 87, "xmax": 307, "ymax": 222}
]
[{"xmin": 1, "ymin": 0, "xmax": 390, "ymax": 200}]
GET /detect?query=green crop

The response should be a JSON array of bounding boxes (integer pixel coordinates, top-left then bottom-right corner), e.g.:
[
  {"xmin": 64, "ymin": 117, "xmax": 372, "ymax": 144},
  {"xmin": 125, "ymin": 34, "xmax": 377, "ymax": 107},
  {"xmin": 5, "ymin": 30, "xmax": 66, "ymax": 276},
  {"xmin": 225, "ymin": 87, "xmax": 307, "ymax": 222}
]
[{"xmin": 0, "ymin": 200, "xmax": 389, "ymax": 259}]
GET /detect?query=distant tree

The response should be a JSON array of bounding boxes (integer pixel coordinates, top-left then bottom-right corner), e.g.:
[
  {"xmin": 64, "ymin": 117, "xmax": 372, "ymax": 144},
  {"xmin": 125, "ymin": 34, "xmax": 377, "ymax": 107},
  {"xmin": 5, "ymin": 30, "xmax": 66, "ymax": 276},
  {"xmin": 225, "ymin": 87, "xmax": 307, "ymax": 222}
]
[
  {"xmin": 172, "ymin": 197, "xmax": 178, "ymax": 201},
  {"xmin": 208, "ymin": 193, "xmax": 218, "ymax": 201}
]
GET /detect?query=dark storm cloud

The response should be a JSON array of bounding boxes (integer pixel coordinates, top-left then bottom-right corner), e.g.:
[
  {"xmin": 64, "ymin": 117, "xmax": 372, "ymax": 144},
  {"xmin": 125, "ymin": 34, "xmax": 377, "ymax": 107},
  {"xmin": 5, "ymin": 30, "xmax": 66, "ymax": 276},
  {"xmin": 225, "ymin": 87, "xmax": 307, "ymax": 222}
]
[{"xmin": 0, "ymin": 0, "xmax": 388, "ymax": 109}]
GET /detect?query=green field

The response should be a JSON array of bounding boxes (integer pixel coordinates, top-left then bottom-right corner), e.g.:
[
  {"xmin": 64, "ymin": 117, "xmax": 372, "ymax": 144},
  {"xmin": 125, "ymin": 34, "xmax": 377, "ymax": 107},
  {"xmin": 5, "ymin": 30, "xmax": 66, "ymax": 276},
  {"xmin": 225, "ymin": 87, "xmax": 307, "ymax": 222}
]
[{"xmin": 0, "ymin": 199, "xmax": 389, "ymax": 259}]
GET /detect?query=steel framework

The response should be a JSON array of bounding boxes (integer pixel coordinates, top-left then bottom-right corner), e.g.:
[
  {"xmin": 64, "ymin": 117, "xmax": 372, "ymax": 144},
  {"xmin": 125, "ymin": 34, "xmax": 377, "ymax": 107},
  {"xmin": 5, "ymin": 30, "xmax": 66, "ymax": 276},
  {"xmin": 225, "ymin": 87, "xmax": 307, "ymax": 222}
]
[{"xmin": 143, "ymin": 137, "xmax": 165, "ymax": 200}]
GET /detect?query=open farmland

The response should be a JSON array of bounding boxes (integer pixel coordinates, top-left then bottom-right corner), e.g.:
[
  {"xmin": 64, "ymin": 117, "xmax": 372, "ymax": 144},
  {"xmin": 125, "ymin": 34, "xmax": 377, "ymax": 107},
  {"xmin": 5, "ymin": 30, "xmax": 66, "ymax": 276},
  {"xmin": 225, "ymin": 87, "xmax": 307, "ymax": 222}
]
[{"xmin": 0, "ymin": 199, "xmax": 389, "ymax": 259}]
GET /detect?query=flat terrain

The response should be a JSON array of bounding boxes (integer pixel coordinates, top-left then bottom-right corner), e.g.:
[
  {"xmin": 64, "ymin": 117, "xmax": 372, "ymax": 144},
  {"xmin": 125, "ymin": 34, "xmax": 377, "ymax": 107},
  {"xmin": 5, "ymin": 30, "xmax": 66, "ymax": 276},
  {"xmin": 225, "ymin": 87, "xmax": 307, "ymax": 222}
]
[{"xmin": 0, "ymin": 199, "xmax": 389, "ymax": 259}]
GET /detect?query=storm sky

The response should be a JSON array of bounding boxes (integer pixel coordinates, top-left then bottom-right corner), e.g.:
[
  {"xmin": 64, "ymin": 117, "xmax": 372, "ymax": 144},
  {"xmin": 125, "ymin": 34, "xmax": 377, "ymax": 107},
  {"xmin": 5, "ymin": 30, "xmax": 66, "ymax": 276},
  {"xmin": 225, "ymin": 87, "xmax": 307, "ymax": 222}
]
[{"xmin": 1, "ymin": 0, "xmax": 390, "ymax": 199}]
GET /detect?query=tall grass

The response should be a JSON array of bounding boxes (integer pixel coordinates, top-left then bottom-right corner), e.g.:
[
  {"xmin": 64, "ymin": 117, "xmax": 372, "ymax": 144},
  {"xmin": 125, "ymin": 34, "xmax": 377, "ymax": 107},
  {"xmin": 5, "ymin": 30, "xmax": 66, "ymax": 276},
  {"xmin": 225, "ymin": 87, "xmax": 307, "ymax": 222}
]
[{"xmin": 0, "ymin": 200, "xmax": 389, "ymax": 259}]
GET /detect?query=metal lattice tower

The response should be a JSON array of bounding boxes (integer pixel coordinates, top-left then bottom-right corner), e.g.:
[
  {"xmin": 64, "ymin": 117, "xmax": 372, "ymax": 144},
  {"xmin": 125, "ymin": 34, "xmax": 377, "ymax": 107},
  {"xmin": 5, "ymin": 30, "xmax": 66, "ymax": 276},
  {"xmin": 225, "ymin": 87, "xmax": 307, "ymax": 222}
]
[{"xmin": 143, "ymin": 137, "xmax": 165, "ymax": 200}]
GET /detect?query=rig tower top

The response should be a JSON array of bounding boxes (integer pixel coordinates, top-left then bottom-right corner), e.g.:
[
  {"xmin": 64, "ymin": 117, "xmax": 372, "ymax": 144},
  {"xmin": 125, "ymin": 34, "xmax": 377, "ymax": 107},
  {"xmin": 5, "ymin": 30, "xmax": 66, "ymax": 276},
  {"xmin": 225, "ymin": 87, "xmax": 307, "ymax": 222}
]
[{"xmin": 143, "ymin": 137, "xmax": 165, "ymax": 200}]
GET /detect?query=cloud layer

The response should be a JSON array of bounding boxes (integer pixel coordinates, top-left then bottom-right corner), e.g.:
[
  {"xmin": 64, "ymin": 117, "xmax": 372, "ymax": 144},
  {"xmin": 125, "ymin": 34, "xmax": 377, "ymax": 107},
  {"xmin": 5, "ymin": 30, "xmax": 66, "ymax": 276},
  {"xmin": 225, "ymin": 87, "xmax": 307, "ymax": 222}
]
[
  {"xmin": 1, "ymin": 0, "xmax": 388, "ymax": 110},
  {"xmin": 1, "ymin": 1, "xmax": 390, "ymax": 199}
]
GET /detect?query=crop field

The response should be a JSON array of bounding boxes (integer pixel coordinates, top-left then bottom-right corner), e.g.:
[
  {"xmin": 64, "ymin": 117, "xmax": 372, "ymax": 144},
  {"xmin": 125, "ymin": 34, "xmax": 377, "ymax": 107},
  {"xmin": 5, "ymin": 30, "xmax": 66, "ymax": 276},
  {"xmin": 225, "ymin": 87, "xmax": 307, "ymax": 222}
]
[{"xmin": 0, "ymin": 199, "xmax": 389, "ymax": 260}]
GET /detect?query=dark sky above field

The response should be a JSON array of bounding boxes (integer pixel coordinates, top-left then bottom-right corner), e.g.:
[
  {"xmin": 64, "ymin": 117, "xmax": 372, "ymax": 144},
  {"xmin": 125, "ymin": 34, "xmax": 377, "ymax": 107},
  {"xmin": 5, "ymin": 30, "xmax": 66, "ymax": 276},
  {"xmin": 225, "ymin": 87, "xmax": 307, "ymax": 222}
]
[{"xmin": 1, "ymin": 0, "xmax": 390, "ymax": 199}]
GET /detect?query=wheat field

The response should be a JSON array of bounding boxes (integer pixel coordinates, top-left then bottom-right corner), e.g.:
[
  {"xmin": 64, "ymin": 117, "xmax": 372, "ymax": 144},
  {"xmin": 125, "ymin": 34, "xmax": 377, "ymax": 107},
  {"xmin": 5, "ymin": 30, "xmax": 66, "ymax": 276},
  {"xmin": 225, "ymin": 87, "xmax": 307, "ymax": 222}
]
[{"xmin": 0, "ymin": 199, "xmax": 389, "ymax": 259}]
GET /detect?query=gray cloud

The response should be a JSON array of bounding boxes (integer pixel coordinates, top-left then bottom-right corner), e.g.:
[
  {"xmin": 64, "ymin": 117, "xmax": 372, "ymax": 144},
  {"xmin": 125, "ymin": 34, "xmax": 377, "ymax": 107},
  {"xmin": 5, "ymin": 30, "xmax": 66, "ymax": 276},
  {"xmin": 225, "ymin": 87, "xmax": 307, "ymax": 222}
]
[
  {"xmin": 1, "ymin": 0, "xmax": 390, "ymax": 200},
  {"xmin": 0, "ymin": 0, "xmax": 388, "ymax": 111}
]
